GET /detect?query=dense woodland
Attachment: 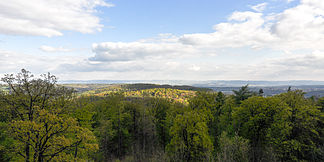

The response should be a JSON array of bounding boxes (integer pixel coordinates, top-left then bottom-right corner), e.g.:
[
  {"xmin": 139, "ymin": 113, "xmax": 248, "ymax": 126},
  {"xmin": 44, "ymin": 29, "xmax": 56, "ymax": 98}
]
[{"xmin": 0, "ymin": 70, "xmax": 323, "ymax": 162}]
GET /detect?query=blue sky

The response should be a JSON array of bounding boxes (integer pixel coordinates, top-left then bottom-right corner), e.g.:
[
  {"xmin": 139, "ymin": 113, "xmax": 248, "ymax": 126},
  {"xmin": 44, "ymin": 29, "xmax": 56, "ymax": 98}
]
[{"xmin": 1, "ymin": 0, "xmax": 324, "ymax": 80}]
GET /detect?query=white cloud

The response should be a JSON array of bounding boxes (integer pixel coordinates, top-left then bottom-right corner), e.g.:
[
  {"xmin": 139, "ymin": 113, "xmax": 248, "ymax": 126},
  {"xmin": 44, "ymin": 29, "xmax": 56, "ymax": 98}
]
[
  {"xmin": 180, "ymin": 11, "xmax": 276, "ymax": 49},
  {"xmin": 251, "ymin": 3, "xmax": 268, "ymax": 12},
  {"xmin": 58, "ymin": 0, "xmax": 324, "ymax": 80},
  {"xmin": 0, "ymin": 49, "xmax": 84, "ymax": 76},
  {"xmin": 57, "ymin": 50, "xmax": 324, "ymax": 80},
  {"xmin": 179, "ymin": 0, "xmax": 324, "ymax": 51},
  {"xmin": 5, "ymin": 0, "xmax": 324, "ymax": 81},
  {"xmin": 90, "ymin": 40, "xmax": 196, "ymax": 62},
  {"xmin": 271, "ymin": 0, "xmax": 324, "ymax": 49},
  {"xmin": 39, "ymin": 45, "xmax": 71, "ymax": 52},
  {"xmin": 0, "ymin": 0, "xmax": 113, "ymax": 37},
  {"xmin": 287, "ymin": 0, "xmax": 296, "ymax": 3},
  {"xmin": 189, "ymin": 65, "xmax": 201, "ymax": 71}
]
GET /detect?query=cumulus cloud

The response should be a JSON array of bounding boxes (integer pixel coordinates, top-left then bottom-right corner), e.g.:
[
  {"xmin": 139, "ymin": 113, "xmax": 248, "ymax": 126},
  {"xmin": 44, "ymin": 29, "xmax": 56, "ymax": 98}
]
[
  {"xmin": 0, "ymin": 49, "xmax": 84, "ymax": 76},
  {"xmin": 0, "ymin": 0, "xmax": 113, "ymax": 37},
  {"xmin": 90, "ymin": 41, "xmax": 196, "ymax": 62},
  {"xmin": 179, "ymin": 0, "xmax": 324, "ymax": 51},
  {"xmin": 180, "ymin": 11, "xmax": 276, "ymax": 49},
  {"xmin": 0, "ymin": 49, "xmax": 51, "ymax": 73},
  {"xmin": 39, "ymin": 45, "xmax": 71, "ymax": 52},
  {"xmin": 57, "ymin": 50, "xmax": 324, "ymax": 80},
  {"xmin": 57, "ymin": 0, "xmax": 324, "ymax": 80},
  {"xmin": 252, "ymin": 51, "xmax": 324, "ymax": 80},
  {"xmin": 271, "ymin": 0, "xmax": 324, "ymax": 49},
  {"xmin": 7, "ymin": 0, "xmax": 324, "ymax": 80}
]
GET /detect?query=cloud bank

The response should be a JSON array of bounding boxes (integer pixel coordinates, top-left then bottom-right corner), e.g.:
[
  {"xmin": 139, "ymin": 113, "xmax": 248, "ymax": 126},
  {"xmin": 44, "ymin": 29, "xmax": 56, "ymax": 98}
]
[
  {"xmin": 39, "ymin": 45, "xmax": 72, "ymax": 52},
  {"xmin": 3, "ymin": 0, "xmax": 324, "ymax": 80},
  {"xmin": 0, "ymin": 0, "xmax": 113, "ymax": 37}
]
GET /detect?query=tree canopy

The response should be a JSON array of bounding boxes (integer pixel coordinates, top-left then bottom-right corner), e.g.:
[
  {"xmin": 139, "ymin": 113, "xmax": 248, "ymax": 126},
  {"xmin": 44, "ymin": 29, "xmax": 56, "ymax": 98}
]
[{"xmin": 0, "ymin": 70, "xmax": 323, "ymax": 161}]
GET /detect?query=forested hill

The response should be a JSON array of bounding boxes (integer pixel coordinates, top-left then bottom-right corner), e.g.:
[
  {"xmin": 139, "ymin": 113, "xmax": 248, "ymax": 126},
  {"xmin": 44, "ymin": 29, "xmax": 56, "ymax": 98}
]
[
  {"xmin": 62, "ymin": 83, "xmax": 211, "ymax": 93},
  {"xmin": 121, "ymin": 83, "xmax": 212, "ymax": 91},
  {"xmin": 76, "ymin": 84, "xmax": 208, "ymax": 104},
  {"xmin": 1, "ymin": 70, "xmax": 323, "ymax": 161}
]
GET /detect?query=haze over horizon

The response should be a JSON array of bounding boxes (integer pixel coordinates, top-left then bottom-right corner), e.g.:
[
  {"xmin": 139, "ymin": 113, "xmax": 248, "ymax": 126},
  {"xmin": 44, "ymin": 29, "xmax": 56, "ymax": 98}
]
[
  {"xmin": 1, "ymin": 0, "xmax": 324, "ymax": 81},
  {"xmin": 57, "ymin": 80, "xmax": 324, "ymax": 87}
]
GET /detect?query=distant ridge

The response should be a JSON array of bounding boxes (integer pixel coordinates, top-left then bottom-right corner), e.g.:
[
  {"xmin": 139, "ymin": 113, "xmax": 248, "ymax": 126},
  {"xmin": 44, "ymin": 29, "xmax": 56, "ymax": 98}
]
[{"xmin": 59, "ymin": 80, "xmax": 324, "ymax": 87}]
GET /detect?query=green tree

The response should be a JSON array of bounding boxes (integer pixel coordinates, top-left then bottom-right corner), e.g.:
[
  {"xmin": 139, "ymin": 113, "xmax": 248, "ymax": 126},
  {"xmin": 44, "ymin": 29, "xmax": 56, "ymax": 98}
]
[
  {"xmin": 317, "ymin": 97, "xmax": 324, "ymax": 113},
  {"xmin": 0, "ymin": 69, "xmax": 97, "ymax": 161},
  {"xmin": 217, "ymin": 132, "xmax": 250, "ymax": 162},
  {"xmin": 233, "ymin": 85, "xmax": 254, "ymax": 104},
  {"xmin": 167, "ymin": 110, "xmax": 213, "ymax": 161},
  {"xmin": 95, "ymin": 93, "xmax": 132, "ymax": 160},
  {"xmin": 233, "ymin": 96, "xmax": 290, "ymax": 161},
  {"xmin": 189, "ymin": 91, "xmax": 226, "ymax": 151},
  {"xmin": 0, "ymin": 122, "xmax": 18, "ymax": 161},
  {"xmin": 71, "ymin": 96, "xmax": 96, "ymax": 130},
  {"xmin": 218, "ymin": 96, "xmax": 236, "ymax": 136},
  {"xmin": 258, "ymin": 88, "xmax": 264, "ymax": 97},
  {"xmin": 275, "ymin": 90, "xmax": 323, "ymax": 161},
  {"xmin": 149, "ymin": 98, "xmax": 171, "ymax": 150},
  {"xmin": 9, "ymin": 107, "xmax": 98, "ymax": 161}
]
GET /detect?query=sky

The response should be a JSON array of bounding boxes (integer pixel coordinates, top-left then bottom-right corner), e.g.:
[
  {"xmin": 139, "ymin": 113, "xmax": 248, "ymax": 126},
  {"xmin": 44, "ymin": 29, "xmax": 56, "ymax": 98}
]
[{"xmin": 1, "ymin": 0, "xmax": 324, "ymax": 81}]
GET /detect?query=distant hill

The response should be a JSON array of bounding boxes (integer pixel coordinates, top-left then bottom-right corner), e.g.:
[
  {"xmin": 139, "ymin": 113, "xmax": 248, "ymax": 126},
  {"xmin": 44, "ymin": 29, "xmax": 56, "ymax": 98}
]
[
  {"xmin": 59, "ymin": 80, "xmax": 324, "ymax": 87},
  {"xmin": 63, "ymin": 83, "xmax": 211, "ymax": 93},
  {"xmin": 209, "ymin": 85, "xmax": 324, "ymax": 98},
  {"xmin": 121, "ymin": 83, "xmax": 212, "ymax": 91},
  {"xmin": 5, "ymin": 82, "xmax": 324, "ymax": 98}
]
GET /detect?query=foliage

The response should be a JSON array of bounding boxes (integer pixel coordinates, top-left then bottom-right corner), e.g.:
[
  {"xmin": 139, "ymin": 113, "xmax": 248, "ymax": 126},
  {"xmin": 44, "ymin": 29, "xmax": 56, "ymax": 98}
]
[
  {"xmin": 233, "ymin": 96, "xmax": 290, "ymax": 161},
  {"xmin": 189, "ymin": 91, "xmax": 226, "ymax": 153},
  {"xmin": 0, "ymin": 69, "xmax": 97, "ymax": 161},
  {"xmin": 10, "ymin": 107, "xmax": 98, "ymax": 161},
  {"xmin": 274, "ymin": 90, "xmax": 323, "ymax": 161},
  {"xmin": 0, "ymin": 122, "xmax": 19, "ymax": 161},
  {"xmin": 148, "ymin": 98, "xmax": 172, "ymax": 150},
  {"xmin": 217, "ymin": 132, "xmax": 250, "ymax": 162},
  {"xmin": 1, "ymin": 69, "xmax": 324, "ymax": 162},
  {"xmin": 233, "ymin": 84, "xmax": 254, "ymax": 104},
  {"xmin": 83, "ymin": 87, "xmax": 197, "ymax": 104},
  {"xmin": 93, "ymin": 93, "xmax": 132, "ymax": 160},
  {"xmin": 167, "ymin": 110, "xmax": 213, "ymax": 161},
  {"xmin": 218, "ymin": 96, "xmax": 236, "ymax": 135}
]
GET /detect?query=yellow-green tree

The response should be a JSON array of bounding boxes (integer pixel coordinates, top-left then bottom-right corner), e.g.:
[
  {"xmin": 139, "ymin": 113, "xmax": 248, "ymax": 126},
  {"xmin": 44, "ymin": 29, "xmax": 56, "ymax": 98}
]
[
  {"xmin": 217, "ymin": 132, "xmax": 250, "ymax": 162},
  {"xmin": 274, "ymin": 90, "xmax": 323, "ymax": 161},
  {"xmin": 189, "ymin": 91, "xmax": 226, "ymax": 149},
  {"xmin": 167, "ymin": 110, "xmax": 213, "ymax": 161},
  {"xmin": 10, "ymin": 107, "xmax": 98, "ymax": 161},
  {"xmin": 233, "ymin": 96, "xmax": 290, "ymax": 161},
  {"xmin": 0, "ymin": 69, "xmax": 98, "ymax": 161}
]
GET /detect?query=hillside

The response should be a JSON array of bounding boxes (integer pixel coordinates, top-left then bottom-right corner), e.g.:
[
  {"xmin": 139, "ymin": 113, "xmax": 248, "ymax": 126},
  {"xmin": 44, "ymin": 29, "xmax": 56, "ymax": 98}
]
[
  {"xmin": 78, "ymin": 84, "xmax": 208, "ymax": 104},
  {"xmin": 1, "ymin": 71, "xmax": 323, "ymax": 162}
]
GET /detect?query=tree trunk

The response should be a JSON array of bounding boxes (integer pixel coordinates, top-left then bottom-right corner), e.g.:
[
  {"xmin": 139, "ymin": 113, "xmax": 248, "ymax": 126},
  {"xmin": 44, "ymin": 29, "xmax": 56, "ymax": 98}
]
[
  {"xmin": 74, "ymin": 144, "xmax": 78, "ymax": 161},
  {"xmin": 25, "ymin": 143, "xmax": 30, "ymax": 162}
]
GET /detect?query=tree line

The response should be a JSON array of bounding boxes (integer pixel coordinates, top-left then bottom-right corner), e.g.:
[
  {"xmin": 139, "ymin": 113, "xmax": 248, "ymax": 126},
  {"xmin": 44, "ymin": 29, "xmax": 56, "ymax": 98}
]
[{"xmin": 0, "ymin": 70, "xmax": 323, "ymax": 161}]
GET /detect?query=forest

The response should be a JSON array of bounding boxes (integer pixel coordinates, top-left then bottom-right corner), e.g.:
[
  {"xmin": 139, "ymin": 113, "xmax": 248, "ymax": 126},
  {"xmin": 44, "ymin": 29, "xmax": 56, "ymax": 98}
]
[{"xmin": 0, "ymin": 69, "xmax": 323, "ymax": 162}]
